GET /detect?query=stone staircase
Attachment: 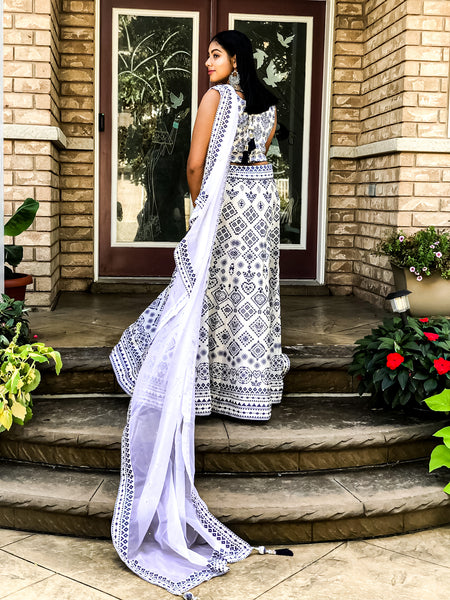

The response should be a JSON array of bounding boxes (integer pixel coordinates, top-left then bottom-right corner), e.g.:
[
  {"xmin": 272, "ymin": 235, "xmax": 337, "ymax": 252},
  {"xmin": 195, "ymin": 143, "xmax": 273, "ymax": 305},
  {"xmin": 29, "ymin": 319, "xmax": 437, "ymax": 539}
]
[{"xmin": 0, "ymin": 345, "xmax": 450, "ymax": 544}]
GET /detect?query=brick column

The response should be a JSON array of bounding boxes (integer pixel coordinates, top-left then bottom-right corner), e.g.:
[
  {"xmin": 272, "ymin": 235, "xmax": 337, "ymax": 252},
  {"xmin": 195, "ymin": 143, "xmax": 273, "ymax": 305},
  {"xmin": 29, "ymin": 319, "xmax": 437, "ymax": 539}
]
[
  {"xmin": 3, "ymin": 0, "xmax": 95, "ymax": 307},
  {"xmin": 59, "ymin": 0, "xmax": 95, "ymax": 292},
  {"xmin": 328, "ymin": 0, "xmax": 450, "ymax": 307},
  {"xmin": 327, "ymin": 0, "xmax": 364, "ymax": 295},
  {"xmin": 3, "ymin": 0, "xmax": 61, "ymax": 308}
]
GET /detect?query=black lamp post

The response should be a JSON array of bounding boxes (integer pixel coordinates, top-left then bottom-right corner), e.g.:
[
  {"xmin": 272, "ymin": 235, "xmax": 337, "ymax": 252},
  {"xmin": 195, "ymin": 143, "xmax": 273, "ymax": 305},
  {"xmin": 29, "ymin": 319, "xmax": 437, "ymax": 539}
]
[{"xmin": 386, "ymin": 289, "xmax": 411, "ymax": 326}]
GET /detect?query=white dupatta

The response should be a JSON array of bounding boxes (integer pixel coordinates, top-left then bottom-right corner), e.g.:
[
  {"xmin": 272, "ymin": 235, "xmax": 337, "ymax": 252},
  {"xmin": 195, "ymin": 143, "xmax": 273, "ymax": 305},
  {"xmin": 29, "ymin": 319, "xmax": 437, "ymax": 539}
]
[{"xmin": 110, "ymin": 85, "xmax": 252, "ymax": 596}]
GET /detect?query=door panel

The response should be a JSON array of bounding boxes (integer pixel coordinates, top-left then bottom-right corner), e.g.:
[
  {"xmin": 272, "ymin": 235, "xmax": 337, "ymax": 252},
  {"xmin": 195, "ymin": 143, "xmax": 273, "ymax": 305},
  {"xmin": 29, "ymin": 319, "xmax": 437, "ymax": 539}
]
[
  {"xmin": 99, "ymin": 0, "xmax": 210, "ymax": 276},
  {"xmin": 99, "ymin": 0, "xmax": 325, "ymax": 279},
  {"xmin": 113, "ymin": 11, "xmax": 197, "ymax": 246},
  {"xmin": 224, "ymin": 1, "xmax": 325, "ymax": 278}
]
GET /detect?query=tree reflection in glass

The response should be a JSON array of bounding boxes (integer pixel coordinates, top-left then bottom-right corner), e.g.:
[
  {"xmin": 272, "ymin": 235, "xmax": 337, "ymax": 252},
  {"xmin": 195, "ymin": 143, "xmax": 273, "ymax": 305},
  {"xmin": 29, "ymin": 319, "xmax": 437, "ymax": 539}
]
[{"xmin": 116, "ymin": 14, "xmax": 193, "ymax": 243}]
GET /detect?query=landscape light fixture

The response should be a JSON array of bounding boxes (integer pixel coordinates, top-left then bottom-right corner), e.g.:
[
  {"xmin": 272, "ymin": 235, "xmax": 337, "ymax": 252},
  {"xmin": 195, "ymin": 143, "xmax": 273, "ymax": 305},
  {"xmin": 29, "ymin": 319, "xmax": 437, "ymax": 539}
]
[{"xmin": 386, "ymin": 289, "xmax": 411, "ymax": 325}]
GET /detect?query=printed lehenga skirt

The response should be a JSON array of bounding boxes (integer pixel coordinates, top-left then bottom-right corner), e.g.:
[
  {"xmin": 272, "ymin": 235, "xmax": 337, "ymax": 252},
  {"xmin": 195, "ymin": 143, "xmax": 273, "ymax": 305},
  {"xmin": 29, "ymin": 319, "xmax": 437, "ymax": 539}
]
[{"xmin": 195, "ymin": 163, "xmax": 290, "ymax": 420}]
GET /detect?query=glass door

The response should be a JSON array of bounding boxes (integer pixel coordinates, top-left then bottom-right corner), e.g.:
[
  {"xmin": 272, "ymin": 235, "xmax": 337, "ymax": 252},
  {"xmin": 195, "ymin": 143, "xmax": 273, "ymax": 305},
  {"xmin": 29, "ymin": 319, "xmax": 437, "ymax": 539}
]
[
  {"xmin": 113, "ymin": 10, "xmax": 198, "ymax": 246},
  {"xmin": 219, "ymin": 0, "xmax": 325, "ymax": 278},
  {"xmin": 98, "ymin": 0, "xmax": 210, "ymax": 276},
  {"xmin": 98, "ymin": 0, "xmax": 325, "ymax": 279}
]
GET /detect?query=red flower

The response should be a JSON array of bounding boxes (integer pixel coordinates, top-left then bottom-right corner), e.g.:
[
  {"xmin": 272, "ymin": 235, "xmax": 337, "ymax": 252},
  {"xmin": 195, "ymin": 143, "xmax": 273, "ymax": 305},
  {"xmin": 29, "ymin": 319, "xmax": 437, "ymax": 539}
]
[
  {"xmin": 386, "ymin": 352, "xmax": 405, "ymax": 370},
  {"xmin": 434, "ymin": 358, "xmax": 450, "ymax": 375},
  {"xmin": 424, "ymin": 332, "xmax": 439, "ymax": 341},
  {"xmin": 419, "ymin": 318, "xmax": 429, "ymax": 323}
]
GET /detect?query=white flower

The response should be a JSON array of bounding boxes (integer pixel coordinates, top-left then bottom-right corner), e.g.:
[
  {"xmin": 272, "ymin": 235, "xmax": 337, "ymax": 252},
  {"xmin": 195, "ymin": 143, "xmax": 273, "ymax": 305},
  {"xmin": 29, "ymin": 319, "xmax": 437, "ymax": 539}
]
[
  {"xmin": 399, "ymin": 235, "xmax": 405, "ymax": 242},
  {"xmin": 417, "ymin": 275, "xmax": 423, "ymax": 281},
  {"xmin": 423, "ymin": 267, "xmax": 428, "ymax": 271},
  {"xmin": 430, "ymin": 244, "xmax": 435, "ymax": 249},
  {"xmin": 409, "ymin": 266, "xmax": 416, "ymax": 272},
  {"xmin": 435, "ymin": 251, "xmax": 443, "ymax": 258}
]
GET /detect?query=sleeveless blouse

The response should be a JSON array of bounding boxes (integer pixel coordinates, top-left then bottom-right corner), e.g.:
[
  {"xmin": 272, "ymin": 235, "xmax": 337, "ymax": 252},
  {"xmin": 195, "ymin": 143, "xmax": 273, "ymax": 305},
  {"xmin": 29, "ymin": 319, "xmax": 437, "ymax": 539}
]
[{"xmin": 230, "ymin": 97, "xmax": 276, "ymax": 164}]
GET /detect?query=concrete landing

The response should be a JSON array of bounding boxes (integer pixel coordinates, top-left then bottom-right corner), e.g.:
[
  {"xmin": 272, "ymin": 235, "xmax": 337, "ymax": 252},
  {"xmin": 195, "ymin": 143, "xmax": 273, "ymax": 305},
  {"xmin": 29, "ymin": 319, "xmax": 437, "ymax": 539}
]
[
  {"xmin": 3, "ymin": 525, "xmax": 450, "ymax": 600},
  {"xmin": 29, "ymin": 292, "xmax": 387, "ymax": 348}
]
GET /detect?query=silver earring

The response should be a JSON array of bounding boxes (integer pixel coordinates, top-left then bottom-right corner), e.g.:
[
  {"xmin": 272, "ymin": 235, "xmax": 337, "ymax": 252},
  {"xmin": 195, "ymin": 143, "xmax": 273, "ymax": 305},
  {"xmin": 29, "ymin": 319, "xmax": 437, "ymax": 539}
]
[{"xmin": 229, "ymin": 69, "xmax": 240, "ymax": 89}]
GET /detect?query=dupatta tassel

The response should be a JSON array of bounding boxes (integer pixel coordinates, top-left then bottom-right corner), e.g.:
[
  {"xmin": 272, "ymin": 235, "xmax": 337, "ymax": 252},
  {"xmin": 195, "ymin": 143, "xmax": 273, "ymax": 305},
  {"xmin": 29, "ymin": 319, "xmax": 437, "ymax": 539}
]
[{"xmin": 255, "ymin": 546, "xmax": 294, "ymax": 557}]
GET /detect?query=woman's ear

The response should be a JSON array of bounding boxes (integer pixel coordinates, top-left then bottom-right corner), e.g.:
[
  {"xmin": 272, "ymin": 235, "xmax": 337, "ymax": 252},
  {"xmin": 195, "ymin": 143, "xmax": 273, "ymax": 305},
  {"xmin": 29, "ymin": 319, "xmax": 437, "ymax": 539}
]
[{"xmin": 232, "ymin": 55, "xmax": 237, "ymax": 69}]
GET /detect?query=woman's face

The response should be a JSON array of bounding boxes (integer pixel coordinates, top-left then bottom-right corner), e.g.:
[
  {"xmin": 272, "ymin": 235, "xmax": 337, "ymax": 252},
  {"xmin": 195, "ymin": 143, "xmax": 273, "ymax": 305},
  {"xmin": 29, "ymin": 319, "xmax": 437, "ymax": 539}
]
[{"xmin": 205, "ymin": 41, "xmax": 236, "ymax": 85}]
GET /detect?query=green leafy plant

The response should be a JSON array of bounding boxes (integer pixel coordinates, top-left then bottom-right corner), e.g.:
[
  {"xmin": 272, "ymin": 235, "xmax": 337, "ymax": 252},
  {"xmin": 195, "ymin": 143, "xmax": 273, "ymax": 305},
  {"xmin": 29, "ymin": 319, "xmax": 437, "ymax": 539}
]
[
  {"xmin": 0, "ymin": 322, "xmax": 62, "ymax": 432},
  {"xmin": 0, "ymin": 294, "xmax": 30, "ymax": 346},
  {"xmin": 349, "ymin": 315, "xmax": 450, "ymax": 409},
  {"xmin": 4, "ymin": 197, "xmax": 39, "ymax": 279},
  {"xmin": 424, "ymin": 389, "xmax": 450, "ymax": 494},
  {"xmin": 375, "ymin": 226, "xmax": 450, "ymax": 281}
]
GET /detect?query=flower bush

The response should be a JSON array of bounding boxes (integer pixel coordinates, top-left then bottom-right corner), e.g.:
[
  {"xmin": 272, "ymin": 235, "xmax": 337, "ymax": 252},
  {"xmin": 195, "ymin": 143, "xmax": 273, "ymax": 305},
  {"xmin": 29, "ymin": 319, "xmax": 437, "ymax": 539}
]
[
  {"xmin": 423, "ymin": 389, "xmax": 450, "ymax": 494},
  {"xmin": 375, "ymin": 226, "xmax": 450, "ymax": 281},
  {"xmin": 348, "ymin": 315, "xmax": 450, "ymax": 410},
  {"xmin": 0, "ymin": 323, "xmax": 62, "ymax": 432}
]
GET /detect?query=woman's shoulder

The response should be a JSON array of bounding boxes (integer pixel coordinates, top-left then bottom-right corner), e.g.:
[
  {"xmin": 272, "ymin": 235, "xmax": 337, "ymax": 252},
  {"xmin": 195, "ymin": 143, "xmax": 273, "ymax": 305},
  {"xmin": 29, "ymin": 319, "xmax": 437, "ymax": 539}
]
[
  {"xmin": 198, "ymin": 87, "xmax": 221, "ymax": 110},
  {"xmin": 207, "ymin": 83, "xmax": 241, "ymax": 99}
]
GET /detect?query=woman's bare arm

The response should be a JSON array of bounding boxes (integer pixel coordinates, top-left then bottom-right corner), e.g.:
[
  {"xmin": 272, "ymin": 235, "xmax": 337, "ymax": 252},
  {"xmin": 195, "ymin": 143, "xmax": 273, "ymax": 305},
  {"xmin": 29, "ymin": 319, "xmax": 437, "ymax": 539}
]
[
  {"xmin": 187, "ymin": 89, "xmax": 220, "ymax": 205},
  {"xmin": 265, "ymin": 108, "xmax": 277, "ymax": 153}
]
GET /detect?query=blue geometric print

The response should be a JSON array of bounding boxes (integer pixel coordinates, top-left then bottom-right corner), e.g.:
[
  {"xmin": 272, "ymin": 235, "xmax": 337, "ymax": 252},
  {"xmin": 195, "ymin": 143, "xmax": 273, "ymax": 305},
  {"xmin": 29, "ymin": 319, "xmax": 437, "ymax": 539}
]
[{"xmin": 195, "ymin": 164, "xmax": 290, "ymax": 420}]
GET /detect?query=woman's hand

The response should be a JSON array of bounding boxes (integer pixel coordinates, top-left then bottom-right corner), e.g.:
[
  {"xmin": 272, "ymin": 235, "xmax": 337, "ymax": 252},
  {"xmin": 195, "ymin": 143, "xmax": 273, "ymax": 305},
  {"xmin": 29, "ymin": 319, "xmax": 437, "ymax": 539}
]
[
  {"xmin": 187, "ymin": 89, "xmax": 220, "ymax": 205},
  {"xmin": 265, "ymin": 109, "xmax": 277, "ymax": 154}
]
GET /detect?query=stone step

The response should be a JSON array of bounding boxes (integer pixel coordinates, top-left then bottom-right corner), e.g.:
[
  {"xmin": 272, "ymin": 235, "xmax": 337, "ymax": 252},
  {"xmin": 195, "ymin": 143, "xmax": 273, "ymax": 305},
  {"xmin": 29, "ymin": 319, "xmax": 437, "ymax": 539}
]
[
  {"xmin": 0, "ymin": 394, "xmax": 444, "ymax": 472},
  {"xmin": 37, "ymin": 345, "xmax": 356, "ymax": 396},
  {"xmin": 90, "ymin": 280, "xmax": 330, "ymax": 297},
  {"xmin": 0, "ymin": 460, "xmax": 449, "ymax": 543}
]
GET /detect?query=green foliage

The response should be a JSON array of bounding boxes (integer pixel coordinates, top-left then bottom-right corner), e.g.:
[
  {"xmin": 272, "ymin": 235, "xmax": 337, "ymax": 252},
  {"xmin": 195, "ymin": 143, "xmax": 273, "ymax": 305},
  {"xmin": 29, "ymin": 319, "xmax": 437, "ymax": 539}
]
[
  {"xmin": 375, "ymin": 226, "xmax": 450, "ymax": 280},
  {"xmin": 424, "ymin": 389, "xmax": 450, "ymax": 412},
  {"xmin": 0, "ymin": 294, "xmax": 30, "ymax": 347},
  {"xmin": 349, "ymin": 315, "xmax": 450, "ymax": 409},
  {"xmin": 4, "ymin": 198, "xmax": 39, "ymax": 277},
  {"xmin": 4, "ymin": 198, "xmax": 39, "ymax": 237},
  {"xmin": 0, "ymin": 323, "xmax": 62, "ymax": 433},
  {"xmin": 424, "ymin": 391, "xmax": 450, "ymax": 494},
  {"xmin": 429, "ymin": 443, "xmax": 450, "ymax": 472}
]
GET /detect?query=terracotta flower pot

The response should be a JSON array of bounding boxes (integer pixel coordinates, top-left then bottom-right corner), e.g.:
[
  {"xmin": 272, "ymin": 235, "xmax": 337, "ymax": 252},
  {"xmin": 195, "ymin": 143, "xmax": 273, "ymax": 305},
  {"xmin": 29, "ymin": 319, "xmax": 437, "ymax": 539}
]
[
  {"xmin": 392, "ymin": 265, "xmax": 450, "ymax": 317},
  {"xmin": 4, "ymin": 274, "xmax": 33, "ymax": 302}
]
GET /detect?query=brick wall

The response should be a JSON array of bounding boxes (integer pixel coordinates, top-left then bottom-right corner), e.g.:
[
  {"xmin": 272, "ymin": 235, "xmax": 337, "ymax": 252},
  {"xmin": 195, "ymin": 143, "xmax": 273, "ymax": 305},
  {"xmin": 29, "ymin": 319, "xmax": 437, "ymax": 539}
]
[
  {"xmin": 3, "ymin": 0, "xmax": 61, "ymax": 307},
  {"xmin": 3, "ymin": 0, "xmax": 95, "ymax": 306},
  {"xmin": 328, "ymin": 0, "xmax": 450, "ymax": 306}
]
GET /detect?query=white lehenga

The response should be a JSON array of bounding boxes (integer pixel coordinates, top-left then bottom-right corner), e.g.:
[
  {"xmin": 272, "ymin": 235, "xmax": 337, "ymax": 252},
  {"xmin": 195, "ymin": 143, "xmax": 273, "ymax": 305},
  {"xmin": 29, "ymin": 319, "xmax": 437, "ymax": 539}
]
[
  {"xmin": 110, "ymin": 84, "xmax": 289, "ymax": 596},
  {"xmin": 195, "ymin": 163, "xmax": 289, "ymax": 420}
]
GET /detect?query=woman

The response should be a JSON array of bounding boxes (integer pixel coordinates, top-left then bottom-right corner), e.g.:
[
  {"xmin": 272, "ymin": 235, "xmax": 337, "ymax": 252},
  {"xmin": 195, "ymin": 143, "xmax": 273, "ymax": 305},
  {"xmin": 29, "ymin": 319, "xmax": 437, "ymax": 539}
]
[
  {"xmin": 110, "ymin": 30, "xmax": 290, "ymax": 597},
  {"xmin": 192, "ymin": 30, "xmax": 290, "ymax": 421}
]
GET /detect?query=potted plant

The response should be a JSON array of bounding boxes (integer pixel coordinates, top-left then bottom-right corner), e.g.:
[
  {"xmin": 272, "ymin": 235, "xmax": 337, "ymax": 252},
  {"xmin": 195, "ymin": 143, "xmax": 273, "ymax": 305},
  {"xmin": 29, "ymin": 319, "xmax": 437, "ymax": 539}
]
[
  {"xmin": 4, "ymin": 197, "xmax": 39, "ymax": 301},
  {"xmin": 375, "ymin": 226, "xmax": 450, "ymax": 316},
  {"xmin": 349, "ymin": 315, "xmax": 450, "ymax": 410},
  {"xmin": 0, "ymin": 322, "xmax": 61, "ymax": 432}
]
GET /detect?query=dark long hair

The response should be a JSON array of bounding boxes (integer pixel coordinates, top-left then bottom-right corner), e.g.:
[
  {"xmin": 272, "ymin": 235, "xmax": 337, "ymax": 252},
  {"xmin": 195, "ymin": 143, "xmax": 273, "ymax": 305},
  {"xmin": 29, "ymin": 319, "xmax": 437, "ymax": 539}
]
[{"xmin": 211, "ymin": 30, "xmax": 278, "ymax": 115}]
